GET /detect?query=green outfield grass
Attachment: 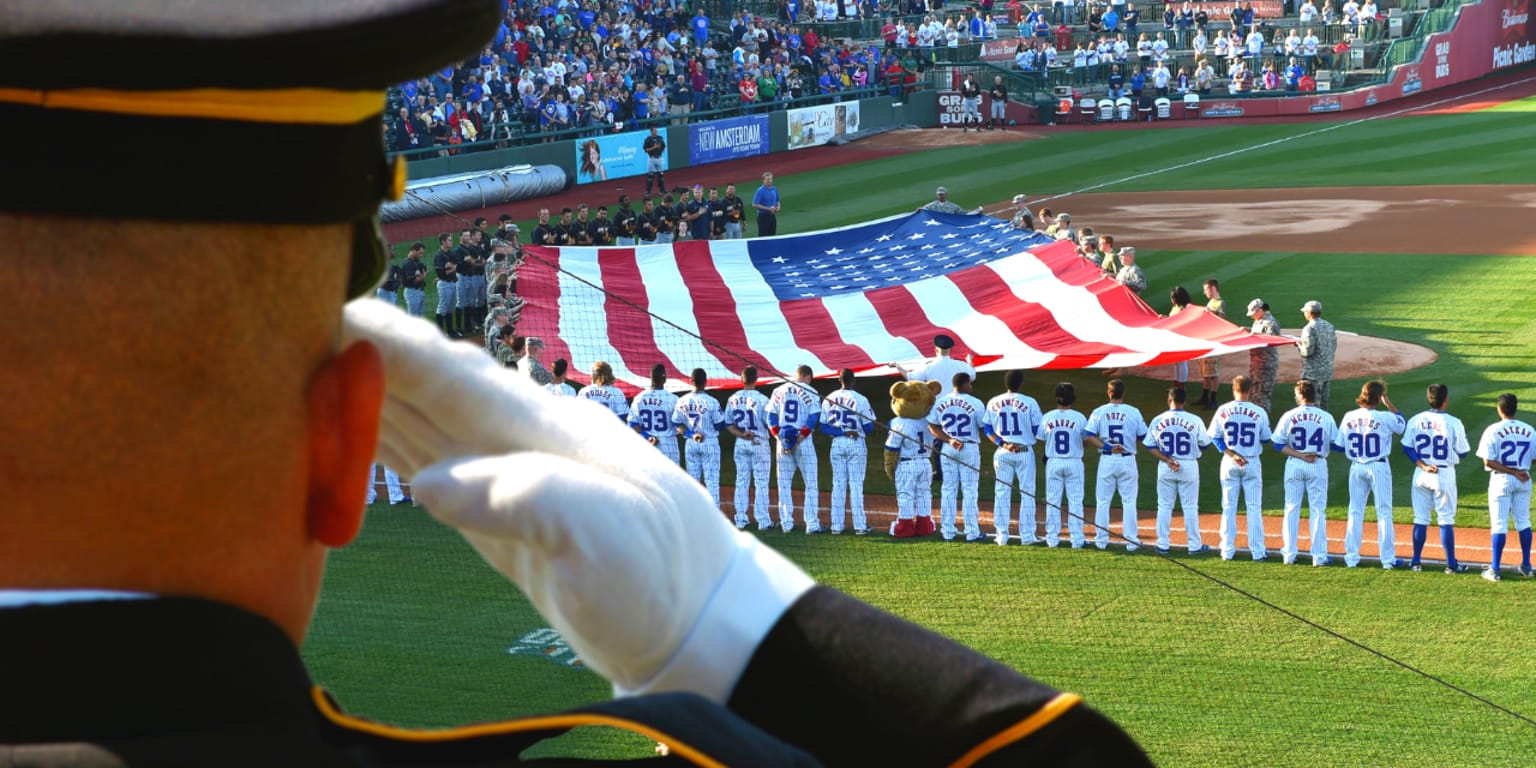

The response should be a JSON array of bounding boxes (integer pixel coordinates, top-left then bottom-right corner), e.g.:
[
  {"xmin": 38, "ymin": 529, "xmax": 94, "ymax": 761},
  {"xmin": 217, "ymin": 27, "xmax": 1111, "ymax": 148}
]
[{"xmin": 314, "ymin": 88, "xmax": 1536, "ymax": 764}]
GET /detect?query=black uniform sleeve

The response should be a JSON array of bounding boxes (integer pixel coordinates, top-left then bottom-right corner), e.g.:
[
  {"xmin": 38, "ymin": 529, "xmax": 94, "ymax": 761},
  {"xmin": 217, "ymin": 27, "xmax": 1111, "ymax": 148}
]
[{"xmin": 727, "ymin": 587, "xmax": 1151, "ymax": 768}]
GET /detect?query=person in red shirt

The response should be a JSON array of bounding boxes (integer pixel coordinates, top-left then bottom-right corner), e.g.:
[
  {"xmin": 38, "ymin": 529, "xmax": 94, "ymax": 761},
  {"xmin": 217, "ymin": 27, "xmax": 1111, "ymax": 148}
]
[
  {"xmin": 883, "ymin": 18, "xmax": 899, "ymax": 48},
  {"xmin": 1008, "ymin": 0, "xmax": 1023, "ymax": 23},
  {"xmin": 1055, "ymin": 22, "xmax": 1072, "ymax": 52},
  {"xmin": 804, "ymin": 28, "xmax": 820, "ymax": 58},
  {"xmin": 740, "ymin": 73, "xmax": 759, "ymax": 109}
]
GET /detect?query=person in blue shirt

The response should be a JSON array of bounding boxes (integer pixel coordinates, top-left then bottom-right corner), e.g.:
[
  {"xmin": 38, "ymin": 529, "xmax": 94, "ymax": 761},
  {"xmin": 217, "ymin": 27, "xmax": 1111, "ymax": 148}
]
[
  {"xmin": 1129, "ymin": 67, "xmax": 1146, "ymax": 98},
  {"xmin": 633, "ymin": 83, "xmax": 650, "ymax": 120},
  {"xmin": 787, "ymin": 0, "xmax": 800, "ymax": 23},
  {"xmin": 1104, "ymin": 6, "xmax": 1119, "ymax": 32},
  {"xmin": 1285, "ymin": 56, "xmax": 1305, "ymax": 90},
  {"xmin": 752, "ymin": 171, "xmax": 780, "ymax": 236},
  {"xmin": 692, "ymin": 8, "xmax": 710, "ymax": 46}
]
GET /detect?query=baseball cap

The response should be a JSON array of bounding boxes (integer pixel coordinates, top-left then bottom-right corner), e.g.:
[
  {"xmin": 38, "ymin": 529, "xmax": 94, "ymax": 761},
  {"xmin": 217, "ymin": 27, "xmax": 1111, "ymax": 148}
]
[
  {"xmin": 1301, "ymin": 300, "xmax": 1323, "ymax": 314},
  {"xmin": 1012, "ymin": 194, "xmax": 1028, "ymax": 205},
  {"xmin": 933, "ymin": 334, "xmax": 955, "ymax": 350},
  {"xmin": 936, "ymin": 186, "xmax": 948, "ymax": 195},
  {"xmin": 0, "ymin": 0, "xmax": 503, "ymax": 300},
  {"xmin": 1248, "ymin": 298, "xmax": 1267, "ymax": 314}
]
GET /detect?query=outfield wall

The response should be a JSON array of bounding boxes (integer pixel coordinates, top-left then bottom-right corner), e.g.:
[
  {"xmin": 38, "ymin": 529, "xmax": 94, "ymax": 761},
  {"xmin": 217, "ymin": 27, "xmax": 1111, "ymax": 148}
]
[{"xmin": 404, "ymin": 94, "xmax": 902, "ymax": 185}]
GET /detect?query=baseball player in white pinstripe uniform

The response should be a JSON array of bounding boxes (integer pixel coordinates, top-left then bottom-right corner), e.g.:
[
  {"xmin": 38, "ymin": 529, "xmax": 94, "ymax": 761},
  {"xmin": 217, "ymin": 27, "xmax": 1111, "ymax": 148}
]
[
  {"xmin": 674, "ymin": 368, "xmax": 725, "ymax": 510},
  {"xmin": 820, "ymin": 368, "xmax": 876, "ymax": 535},
  {"xmin": 1402, "ymin": 383, "xmax": 1472, "ymax": 574},
  {"xmin": 984, "ymin": 370, "xmax": 1043, "ymax": 545},
  {"xmin": 725, "ymin": 366, "xmax": 773, "ymax": 530},
  {"xmin": 768, "ymin": 365, "xmax": 822, "ymax": 533},
  {"xmin": 1037, "ymin": 383, "xmax": 1088, "ymax": 548},
  {"xmin": 1085, "ymin": 379, "xmax": 1148, "ymax": 550},
  {"xmin": 1273, "ymin": 380, "xmax": 1339, "ymax": 566},
  {"xmin": 1144, "ymin": 388, "xmax": 1212, "ymax": 554},
  {"xmin": 629, "ymin": 364, "xmax": 681, "ymax": 466},
  {"xmin": 1206, "ymin": 375, "xmax": 1271, "ymax": 561},
  {"xmin": 930, "ymin": 372, "xmax": 989, "ymax": 541},
  {"xmin": 1475, "ymin": 393, "xmax": 1536, "ymax": 581},
  {"xmin": 1335, "ymin": 380, "xmax": 1406, "ymax": 568}
]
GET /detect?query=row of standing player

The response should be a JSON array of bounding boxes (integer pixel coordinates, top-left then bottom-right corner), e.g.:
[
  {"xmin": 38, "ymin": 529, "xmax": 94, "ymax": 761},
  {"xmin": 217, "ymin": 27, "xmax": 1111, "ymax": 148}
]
[
  {"xmin": 556, "ymin": 356, "xmax": 1536, "ymax": 582},
  {"xmin": 522, "ymin": 176, "xmax": 785, "ymax": 248}
]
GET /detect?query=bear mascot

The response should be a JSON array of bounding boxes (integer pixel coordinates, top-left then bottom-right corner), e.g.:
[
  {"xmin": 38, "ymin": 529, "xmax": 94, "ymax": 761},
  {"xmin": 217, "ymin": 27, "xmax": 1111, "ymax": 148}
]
[{"xmin": 885, "ymin": 380, "xmax": 941, "ymax": 538}]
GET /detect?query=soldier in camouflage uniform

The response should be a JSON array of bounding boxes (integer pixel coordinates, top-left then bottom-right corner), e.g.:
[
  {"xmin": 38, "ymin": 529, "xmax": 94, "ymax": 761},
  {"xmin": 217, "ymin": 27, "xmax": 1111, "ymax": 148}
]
[
  {"xmin": 1246, "ymin": 298, "xmax": 1281, "ymax": 413},
  {"xmin": 1297, "ymin": 299, "xmax": 1338, "ymax": 410},
  {"xmin": 484, "ymin": 300, "xmax": 511, "ymax": 355}
]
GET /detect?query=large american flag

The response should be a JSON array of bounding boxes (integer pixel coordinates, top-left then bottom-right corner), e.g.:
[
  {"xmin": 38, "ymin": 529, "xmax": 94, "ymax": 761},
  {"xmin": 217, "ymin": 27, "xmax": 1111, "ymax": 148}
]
[{"xmin": 518, "ymin": 210, "xmax": 1291, "ymax": 393}]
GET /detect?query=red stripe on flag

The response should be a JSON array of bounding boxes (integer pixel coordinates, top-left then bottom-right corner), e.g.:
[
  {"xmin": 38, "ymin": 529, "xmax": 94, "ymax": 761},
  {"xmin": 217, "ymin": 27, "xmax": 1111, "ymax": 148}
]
[
  {"xmin": 518, "ymin": 246, "xmax": 580, "ymax": 384},
  {"xmin": 667, "ymin": 241, "xmax": 776, "ymax": 377},
  {"xmin": 862, "ymin": 284, "xmax": 969, "ymax": 360},
  {"xmin": 596, "ymin": 247, "xmax": 686, "ymax": 384},
  {"xmin": 1032, "ymin": 240, "xmax": 1166, "ymax": 326},
  {"xmin": 780, "ymin": 298, "xmax": 878, "ymax": 373},
  {"xmin": 944, "ymin": 265, "xmax": 1129, "ymax": 369}
]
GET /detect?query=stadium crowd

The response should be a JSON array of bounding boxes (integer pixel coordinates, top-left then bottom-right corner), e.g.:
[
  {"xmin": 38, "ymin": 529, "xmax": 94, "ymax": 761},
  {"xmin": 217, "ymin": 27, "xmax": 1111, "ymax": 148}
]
[{"xmin": 384, "ymin": 0, "xmax": 950, "ymax": 154}]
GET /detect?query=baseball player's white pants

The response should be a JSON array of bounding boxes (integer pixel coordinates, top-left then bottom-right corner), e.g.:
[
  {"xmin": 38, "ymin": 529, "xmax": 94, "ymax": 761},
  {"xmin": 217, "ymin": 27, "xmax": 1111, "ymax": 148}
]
[
  {"xmin": 993, "ymin": 446, "xmax": 1036, "ymax": 544},
  {"xmin": 1281, "ymin": 457, "xmax": 1330, "ymax": 563},
  {"xmin": 940, "ymin": 442, "xmax": 981, "ymax": 539},
  {"xmin": 1044, "ymin": 457, "xmax": 1086, "ymax": 547},
  {"xmin": 435, "ymin": 279, "xmax": 457, "ymax": 316},
  {"xmin": 1217, "ymin": 455, "xmax": 1266, "ymax": 560},
  {"xmin": 733, "ymin": 437, "xmax": 772, "ymax": 528},
  {"xmin": 1410, "ymin": 466, "xmax": 1458, "ymax": 526},
  {"xmin": 1346, "ymin": 460, "xmax": 1395, "ymax": 567},
  {"xmin": 365, "ymin": 463, "xmax": 406, "ymax": 504},
  {"xmin": 991, "ymin": 99, "xmax": 1007, "ymax": 120},
  {"xmin": 1155, "ymin": 462, "xmax": 1204, "ymax": 552},
  {"xmin": 654, "ymin": 436, "xmax": 681, "ymax": 466},
  {"xmin": 1094, "ymin": 455, "xmax": 1140, "ymax": 548},
  {"xmin": 963, "ymin": 97, "xmax": 981, "ymax": 124},
  {"xmin": 1487, "ymin": 474, "xmax": 1532, "ymax": 535},
  {"xmin": 684, "ymin": 437, "xmax": 721, "ymax": 509},
  {"xmin": 894, "ymin": 458, "xmax": 933, "ymax": 522},
  {"xmin": 829, "ymin": 436, "xmax": 868, "ymax": 533},
  {"xmin": 777, "ymin": 438, "xmax": 820, "ymax": 531}
]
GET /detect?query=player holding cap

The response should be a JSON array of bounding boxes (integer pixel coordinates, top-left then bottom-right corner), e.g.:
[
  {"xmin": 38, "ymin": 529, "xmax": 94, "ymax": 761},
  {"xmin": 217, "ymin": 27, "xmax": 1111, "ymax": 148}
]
[
  {"xmin": 1086, "ymin": 379, "xmax": 1149, "ymax": 550},
  {"xmin": 768, "ymin": 365, "xmax": 823, "ymax": 533},
  {"xmin": 1207, "ymin": 375, "xmax": 1272, "ymax": 561},
  {"xmin": 1145, "ymin": 388, "xmax": 1213, "ymax": 554},
  {"xmin": 986, "ymin": 370, "xmax": 1045, "ymax": 545},
  {"xmin": 1273, "ymin": 380, "xmax": 1340, "ymax": 566},
  {"xmin": 1475, "ymin": 393, "xmax": 1535, "ymax": 581},
  {"xmin": 1037, "ymin": 382, "xmax": 1089, "ymax": 548},
  {"xmin": 629, "ymin": 364, "xmax": 681, "ymax": 465},
  {"xmin": 1335, "ymin": 380, "xmax": 1407, "ymax": 568},
  {"xmin": 726, "ymin": 366, "xmax": 774, "ymax": 530},
  {"xmin": 820, "ymin": 369, "xmax": 877, "ymax": 535},
  {"xmin": 1402, "ymin": 383, "xmax": 1472, "ymax": 573},
  {"xmin": 930, "ymin": 372, "xmax": 990, "ymax": 541},
  {"xmin": 674, "ymin": 368, "xmax": 726, "ymax": 509}
]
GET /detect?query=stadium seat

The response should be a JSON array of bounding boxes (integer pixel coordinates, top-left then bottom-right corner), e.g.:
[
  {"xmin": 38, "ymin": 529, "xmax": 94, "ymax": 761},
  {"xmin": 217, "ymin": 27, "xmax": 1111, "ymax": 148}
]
[
  {"xmin": 1056, "ymin": 96, "xmax": 1075, "ymax": 124},
  {"xmin": 1137, "ymin": 97, "xmax": 1153, "ymax": 121},
  {"xmin": 1079, "ymin": 97, "xmax": 1097, "ymax": 123},
  {"xmin": 1183, "ymin": 93, "xmax": 1200, "ymax": 119},
  {"xmin": 1115, "ymin": 96, "xmax": 1132, "ymax": 121},
  {"xmin": 1155, "ymin": 97, "xmax": 1172, "ymax": 120},
  {"xmin": 1098, "ymin": 98, "xmax": 1115, "ymax": 123}
]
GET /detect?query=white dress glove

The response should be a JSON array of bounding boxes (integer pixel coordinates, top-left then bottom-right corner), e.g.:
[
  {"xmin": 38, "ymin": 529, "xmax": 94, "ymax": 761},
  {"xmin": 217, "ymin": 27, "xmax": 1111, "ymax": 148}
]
[{"xmin": 342, "ymin": 300, "xmax": 814, "ymax": 702}]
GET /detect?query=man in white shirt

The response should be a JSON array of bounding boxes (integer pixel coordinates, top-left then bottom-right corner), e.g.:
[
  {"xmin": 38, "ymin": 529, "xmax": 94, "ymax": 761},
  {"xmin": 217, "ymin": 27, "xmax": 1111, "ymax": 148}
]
[
  {"xmin": 1085, "ymin": 379, "xmax": 1148, "ymax": 550},
  {"xmin": 673, "ymin": 368, "xmax": 726, "ymax": 511},
  {"xmin": 929, "ymin": 373, "xmax": 990, "ymax": 541},
  {"xmin": 820, "ymin": 368, "xmax": 877, "ymax": 535},
  {"xmin": 1402, "ymin": 383, "xmax": 1472, "ymax": 573},
  {"xmin": 725, "ymin": 366, "xmax": 773, "ymax": 530},
  {"xmin": 768, "ymin": 365, "xmax": 823, "ymax": 533},
  {"xmin": 1037, "ymin": 383, "xmax": 1089, "ymax": 548},
  {"xmin": 1474, "ymin": 393, "xmax": 1536, "ymax": 581},
  {"xmin": 1206, "ymin": 375, "xmax": 1271, "ymax": 561},
  {"xmin": 1144, "ymin": 388, "xmax": 1213, "ymax": 554},
  {"xmin": 890, "ymin": 334, "xmax": 976, "ymax": 400},
  {"xmin": 1334, "ymin": 380, "xmax": 1406, "ymax": 568},
  {"xmin": 985, "ymin": 370, "xmax": 1044, "ymax": 545},
  {"xmin": 1273, "ymin": 380, "xmax": 1339, "ymax": 566}
]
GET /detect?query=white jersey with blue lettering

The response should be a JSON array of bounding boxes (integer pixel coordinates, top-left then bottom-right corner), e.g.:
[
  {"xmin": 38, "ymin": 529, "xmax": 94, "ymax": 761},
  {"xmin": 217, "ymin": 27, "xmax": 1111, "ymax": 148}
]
[
  {"xmin": 1476, "ymin": 418, "xmax": 1536, "ymax": 473},
  {"xmin": 673, "ymin": 390, "xmax": 725, "ymax": 440},
  {"xmin": 1402, "ymin": 409, "xmax": 1470, "ymax": 466},
  {"xmin": 628, "ymin": 388, "xmax": 680, "ymax": 438},
  {"xmin": 1085, "ymin": 402, "xmax": 1148, "ymax": 455},
  {"xmin": 577, "ymin": 383, "xmax": 630, "ymax": 419},
  {"xmin": 1206, "ymin": 400, "xmax": 1272, "ymax": 459},
  {"xmin": 822, "ymin": 389, "xmax": 876, "ymax": 437},
  {"xmin": 1336, "ymin": 407, "xmax": 1406, "ymax": 463},
  {"xmin": 1037, "ymin": 408, "xmax": 1088, "ymax": 459},
  {"xmin": 929, "ymin": 392, "xmax": 989, "ymax": 444},
  {"xmin": 767, "ymin": 381, "xmax": 821, "ymax": 431},
  {"xmin": 885, "ymin": 416, "xmax": 934, "ymax": 459},
  {"xmin": 725, "ymin": 389, "xmax": 771, "ymax": 438},
  {"xmin": 1273, "ymin": 405, "xmax": 1340, "ymax": 457},
  {"xmin": 985, "ymin": 391, "xmax": 1043, "ymax": 447},
  {"xmin": 544, "ymin": 381, "xmax": 574, "ymax": 397},
  {"xmin": 1144, "ymin": 409, "xmax": 1212, "ymax": 461}
]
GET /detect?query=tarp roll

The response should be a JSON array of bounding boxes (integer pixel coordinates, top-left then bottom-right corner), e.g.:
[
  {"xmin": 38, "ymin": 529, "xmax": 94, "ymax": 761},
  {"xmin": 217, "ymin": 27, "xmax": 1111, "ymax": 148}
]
[{"xmin": 381, "ymin": 165, "xmax": 567, "ymax": 223}]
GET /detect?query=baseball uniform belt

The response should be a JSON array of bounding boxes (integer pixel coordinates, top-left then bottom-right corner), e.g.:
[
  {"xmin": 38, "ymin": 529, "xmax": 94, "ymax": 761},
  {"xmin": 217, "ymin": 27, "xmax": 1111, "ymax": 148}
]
[{"xmin": 1355, "ymin": 458, "xmax": 1387, "ymax": 464}]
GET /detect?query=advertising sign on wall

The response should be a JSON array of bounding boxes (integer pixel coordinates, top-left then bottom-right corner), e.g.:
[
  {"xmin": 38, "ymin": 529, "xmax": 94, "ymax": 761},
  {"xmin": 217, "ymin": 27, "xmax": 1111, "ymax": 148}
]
[
  {"xmin": 688, "ymin": 114, "xmax": 771, "ymax": 166},
  {"xmin": 787, "ymin": 102, "xmax": 862, "ymax": 150},
  {"xmin": 573, "ymin": 130, "xmax": 663, "ymax": 185}
]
